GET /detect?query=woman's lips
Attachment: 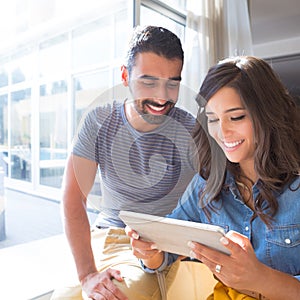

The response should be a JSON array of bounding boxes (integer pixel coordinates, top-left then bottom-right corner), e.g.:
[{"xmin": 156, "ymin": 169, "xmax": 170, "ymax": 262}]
[{"xmin": 222, "ymin": 139, "xmax": 244, "ymax": 151}]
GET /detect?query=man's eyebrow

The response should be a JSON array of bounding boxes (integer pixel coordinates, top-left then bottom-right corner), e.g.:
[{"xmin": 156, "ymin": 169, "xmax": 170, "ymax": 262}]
[
  {"xmin": 170, "ymin": 76, "xmax": 182, "ymax": 81},
  {"xmin": 139, "ymin": 75, "xmax": 182, "ymax": 81}
]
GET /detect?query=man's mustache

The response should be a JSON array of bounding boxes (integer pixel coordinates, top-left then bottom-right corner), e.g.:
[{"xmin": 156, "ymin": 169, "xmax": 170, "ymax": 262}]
[{"xmin": 143, "ymin": 99, "xmax": 174, "ymax": 107}]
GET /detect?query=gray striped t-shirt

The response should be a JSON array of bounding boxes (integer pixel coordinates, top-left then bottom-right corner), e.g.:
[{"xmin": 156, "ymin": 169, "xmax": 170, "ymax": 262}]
[{"xmin": 72, "ymin": 101, "xmax": 198, "ymax": 227}]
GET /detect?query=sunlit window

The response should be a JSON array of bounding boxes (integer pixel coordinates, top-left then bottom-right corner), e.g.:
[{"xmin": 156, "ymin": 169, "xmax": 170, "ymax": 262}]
[
  {"xmin": 0, "ymin": 94, "xmax": 8, "ymax": 150},
  {"xmin": 0, "ymin": 0, "xmax": 186, "ymax": 254},
  {"xmin": 140, "ymin": 5, "xmax": 185, "ymax": 41},
  {"xmin": 39, "ymin": 35, "xmax": 69, "ymax": 79},
  {"xmin": 10, "ymin": 88, "xmax": 32, "ymax": 181}
]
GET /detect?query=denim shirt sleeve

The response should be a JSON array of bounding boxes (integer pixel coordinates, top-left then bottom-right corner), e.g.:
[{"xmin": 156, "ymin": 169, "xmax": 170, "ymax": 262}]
[
  {"xmin": 139, "ymin": 252, "xmax": 169, "ymax": 273},
  {"xmin": 164, "ymin": 174, "xmax": 206, "ymax": 266}
]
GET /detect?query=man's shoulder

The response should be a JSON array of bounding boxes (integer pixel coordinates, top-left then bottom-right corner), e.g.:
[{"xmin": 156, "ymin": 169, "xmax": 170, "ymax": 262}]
[
  {"xmin": 173, "ymin": 106, "xmax": 195, "ymax": 121},
  {"xmin": 93, "ymin": 100, "xmax": 122, "ymax": 114},
  {"xmin": 171, "ymin": 107, "xmax": 196, "ymax": 132},
  {"xmin": 85, "ymin": 100, "xmax": 123, "ymax": 122}
]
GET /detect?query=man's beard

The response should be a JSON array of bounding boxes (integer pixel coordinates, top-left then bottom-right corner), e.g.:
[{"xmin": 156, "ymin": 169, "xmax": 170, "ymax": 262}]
[{"xmin": 136, "ymin": 99, "xmax": 175, "ymax": 125}]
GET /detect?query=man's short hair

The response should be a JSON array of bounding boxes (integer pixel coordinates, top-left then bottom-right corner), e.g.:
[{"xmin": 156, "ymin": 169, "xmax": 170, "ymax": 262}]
[{"xmin": 125, "ymin": 25, "xmax": 184, "ymax": 76}]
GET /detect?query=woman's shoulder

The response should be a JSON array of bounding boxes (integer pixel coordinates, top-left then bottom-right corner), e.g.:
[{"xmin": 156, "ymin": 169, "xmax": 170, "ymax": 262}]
[{"xmin": 188, "ymin": 173, "xmax": 207, "ymax": 190}]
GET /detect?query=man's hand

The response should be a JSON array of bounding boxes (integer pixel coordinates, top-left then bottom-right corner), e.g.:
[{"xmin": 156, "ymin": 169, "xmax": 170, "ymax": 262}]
[{"xmin": 81, "ymin": 269, "xmax": 128, "ymax": 300}]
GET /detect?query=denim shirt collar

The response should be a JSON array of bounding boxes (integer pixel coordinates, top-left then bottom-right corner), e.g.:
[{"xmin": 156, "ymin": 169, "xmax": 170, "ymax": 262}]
[{"xmin": 224, "ymin": 170, "xmax": 261, "ymax": 203}]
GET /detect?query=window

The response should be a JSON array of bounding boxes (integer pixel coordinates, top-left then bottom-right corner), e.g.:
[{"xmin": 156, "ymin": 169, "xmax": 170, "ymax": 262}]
[
  {"xmin": 39, "ymin": 35, "xmax": 69, "ymax": 79},
  {"xmin": 10, "ymin": 88, "xmax": 32, "ymax": 181},
  {"xmin": 0, "ymin": 94, "xmax": 8, "ymax": 174},
  {"xmin": 39, "ymin": 80, "xmax": 68, "ymax": 188},
  {"xmin": 0, "ymin": 0, "xmax": 187, "ymax": 251}
]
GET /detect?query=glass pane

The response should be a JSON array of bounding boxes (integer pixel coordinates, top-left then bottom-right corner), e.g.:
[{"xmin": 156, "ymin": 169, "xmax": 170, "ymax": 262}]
[
  {"xmin": 74, "ymin": 70, "xmax": 110, "ymax": 131},
  {"xmin": 72, "ymin": 1, "xmax": 131, "ymax": 70},
  {"xmin": 115, "ymin": 8, "xmax": 131, "ymax": 58},
  {"xmin": 10, "ymin": 51, "xmax": 34, "ymax": 84},
  {"xmin": 10, "ymin": 88, "xmax": 31, "ymax": 181},
  {"xmin": 39, "ymin": 81, "xmax": 68, "ymax": 188},
  {"xmin": 140, "ymin": 5, "xmax": 185, "ymax": 41},
  {"xmin": 0, "ymin": 94, "xmax": 8, "ymax": 175},
  {"xmin": 161, "ymin": 0, "xmax": 186, "ymax": 10},
  {"xmin": 72, "ymin": 18, "xmax": 112, "ymax": 70},
  {"xmin": 39, "ymin": 34, "xmax": 68, "ymax": 78},
  {"xmin": 0, "ymin": 68, "xmax": 8, "ymax": 88}
]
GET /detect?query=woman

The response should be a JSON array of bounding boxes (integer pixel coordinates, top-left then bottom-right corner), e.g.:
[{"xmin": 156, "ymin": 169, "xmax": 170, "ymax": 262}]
[{"xmin": 127, "ymin": 56, "xmax": 300, "ymax": 299}]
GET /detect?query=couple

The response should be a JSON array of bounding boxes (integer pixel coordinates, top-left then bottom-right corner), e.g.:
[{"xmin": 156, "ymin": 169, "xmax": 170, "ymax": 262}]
[{"xmin": 52, "ymin": 26, "xmax": 300, "ymax": 300}]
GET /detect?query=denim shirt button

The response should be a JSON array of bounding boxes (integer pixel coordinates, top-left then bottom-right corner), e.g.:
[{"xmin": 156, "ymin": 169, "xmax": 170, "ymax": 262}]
[
  {"xmin": 245, "ymin": 226, "xmax": 249, "ymax": 231},
  {"xmin": 284, "ymin": 238, "xmax": 291, "ymax": 244}
]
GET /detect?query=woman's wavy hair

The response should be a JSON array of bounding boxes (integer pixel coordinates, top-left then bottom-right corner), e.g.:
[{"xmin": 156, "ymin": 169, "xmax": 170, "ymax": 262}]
[{"xmin": 193, "ymin": 56, "xmax": 300, "ymax": 226}]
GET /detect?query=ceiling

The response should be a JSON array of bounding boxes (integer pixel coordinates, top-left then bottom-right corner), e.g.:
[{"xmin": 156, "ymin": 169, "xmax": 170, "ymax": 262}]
[{"xmin": 249, "ymin": 0, "xmax": 300, "ymax": 97}]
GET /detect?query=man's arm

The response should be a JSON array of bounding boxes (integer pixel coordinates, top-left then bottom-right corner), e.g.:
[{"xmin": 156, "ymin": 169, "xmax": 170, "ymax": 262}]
[
  {"xmin": 62, "ymin": 153, "xmax": 98, "ymax": 281},
  {"xmin": 62, "ymin": 154, "xmax": 128, "ymax": 299}
]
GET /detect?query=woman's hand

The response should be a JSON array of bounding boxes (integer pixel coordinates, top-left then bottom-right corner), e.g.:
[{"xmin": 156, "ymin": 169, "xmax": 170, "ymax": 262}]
[
  {"xmin": 188, "ymin": 230, "xmax": 264, "ymax": 291},
  {"xmin": 188, "ymin": 230, "xmax": 300, "ymax": 299},
  {"xmin": 125, "ymin": 226, "xmax": 164, "ymax": 269}
]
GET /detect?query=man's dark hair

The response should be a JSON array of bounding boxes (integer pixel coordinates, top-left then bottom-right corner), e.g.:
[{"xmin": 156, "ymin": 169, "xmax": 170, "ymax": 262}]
[{"xmin": 125, "ymin": 25, "xmax": 184, "ymax": 76}]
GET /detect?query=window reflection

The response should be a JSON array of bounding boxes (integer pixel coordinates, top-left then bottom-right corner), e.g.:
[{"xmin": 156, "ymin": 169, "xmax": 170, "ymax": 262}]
[
  {"xmin": 0, "ymin": 94, "xmax": 7, "ymax": 145},
  {"xmin": 0, "ymin": 69, "xmax": 8, "ymax": 88},
  {"xmin": 0, "ymin": 94, "xmax": 8, "ymax": 175},
  {"xmin": 39, "ymin": 81, "xmax": 68, "ymax": 188},
  {"xmin": 39, "ymin": 35, "xmax": 68, "ymax": 78},
  {"xmin": 140, "ymin": 5, "xmax": 185, "ymax": 41},
  {"xmin": 10, "ymin": 51, "xmax": 33, "ymax": 83},
  {"xmin": 74, "ymin": 71, "xmax": 109, "ymax": 131},
  {"xmin": 72, "ymin": 18, "xmax": 112, "ymax": 70},
  {"xmin": 10, "ymin": 89, "xmax": 31, "ymax": 181}
]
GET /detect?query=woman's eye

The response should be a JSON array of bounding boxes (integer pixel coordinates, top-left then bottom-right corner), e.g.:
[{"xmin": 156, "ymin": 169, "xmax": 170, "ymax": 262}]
[
  {"xmin": 231, "ymin": 115, "xmax": 245, "ymax": 121},
  {"xmin": 207, "ymin": 118, "xmax": 219, "ymax": 123}
]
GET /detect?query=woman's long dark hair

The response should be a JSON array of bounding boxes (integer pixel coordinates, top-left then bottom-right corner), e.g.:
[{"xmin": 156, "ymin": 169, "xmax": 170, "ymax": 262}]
[{"xmin": 193, "ymin": 56, "xmax": 300, "ymax": 226}]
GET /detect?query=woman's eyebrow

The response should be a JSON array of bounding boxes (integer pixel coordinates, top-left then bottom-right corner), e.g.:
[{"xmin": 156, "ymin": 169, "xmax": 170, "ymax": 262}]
[
  {"xmin": 205, "ymin": 107, "xmax": 245, "ymax": 114},
  {"xmin": 224, "ymin": 107, "xmax": 245, "ymax": 113}
]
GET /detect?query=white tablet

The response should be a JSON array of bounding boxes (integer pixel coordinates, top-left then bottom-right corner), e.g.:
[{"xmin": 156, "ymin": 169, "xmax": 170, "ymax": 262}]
[{"xmin": 119, "ymin": 210, "xmax": 230, "ymax": 256}]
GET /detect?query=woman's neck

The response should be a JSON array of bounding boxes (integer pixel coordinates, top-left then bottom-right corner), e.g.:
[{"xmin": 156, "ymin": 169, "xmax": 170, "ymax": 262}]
[{"xmin": 239, "ymin": 160, "xmax": 257, "ymax": 183}]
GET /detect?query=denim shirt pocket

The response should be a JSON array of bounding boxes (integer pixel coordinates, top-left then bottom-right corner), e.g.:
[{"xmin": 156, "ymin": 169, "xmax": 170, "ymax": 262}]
[{"xmin": 266, "ymin": 224, "xmax": 300, "ymax": 275}]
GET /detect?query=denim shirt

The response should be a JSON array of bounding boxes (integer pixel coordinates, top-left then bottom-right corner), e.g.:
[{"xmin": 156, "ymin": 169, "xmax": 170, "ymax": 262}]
[{"xmin": 164, "ymin": 172, "xmax": 300, "ymax": 281}]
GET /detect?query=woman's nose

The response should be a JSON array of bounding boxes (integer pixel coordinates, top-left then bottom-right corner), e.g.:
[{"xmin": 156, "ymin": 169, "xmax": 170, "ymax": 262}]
[{"xmin": 218, "ymin": 120, "xmax": 232, "ymax": 138}]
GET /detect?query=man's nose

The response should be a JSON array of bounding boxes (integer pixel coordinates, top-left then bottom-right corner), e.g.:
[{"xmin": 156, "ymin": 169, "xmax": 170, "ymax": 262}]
[{"xmin": 154, "ymin": 83, "xmax": 169, "ymax": 101}]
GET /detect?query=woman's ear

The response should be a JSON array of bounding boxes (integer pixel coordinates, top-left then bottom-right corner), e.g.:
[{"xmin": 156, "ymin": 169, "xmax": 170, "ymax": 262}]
[{"xmin": 121, "ymin": 65, "xmax": 129, "ymax": 87}]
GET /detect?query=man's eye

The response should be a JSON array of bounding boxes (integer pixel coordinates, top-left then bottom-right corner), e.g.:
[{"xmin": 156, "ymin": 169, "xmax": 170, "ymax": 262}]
[
  {"xmin": 167, "ymin": 81, "xmax": 180, "ymax": 89},
  {"xmin": 231, "ymin": 115, "xmax": 245, "ymax": 121},
  {"xmin": 141, "ymin": 80, "xmax": 156, "ymax": 87}
]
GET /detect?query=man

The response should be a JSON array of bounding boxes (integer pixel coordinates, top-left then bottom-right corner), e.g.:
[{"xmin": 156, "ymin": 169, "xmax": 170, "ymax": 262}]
[{"xmin": 51, "ymin": 25, "xmax": 197, "ymax": 300}]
